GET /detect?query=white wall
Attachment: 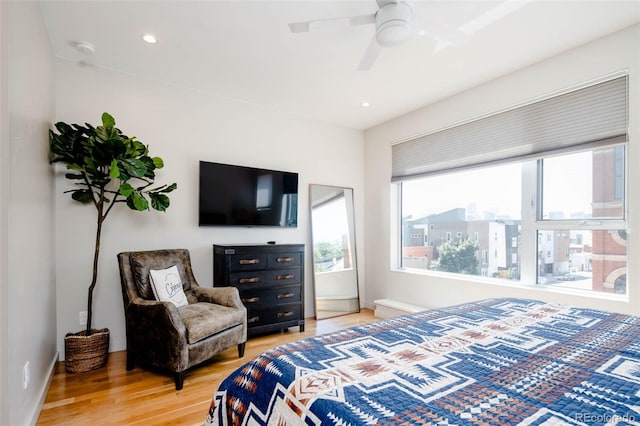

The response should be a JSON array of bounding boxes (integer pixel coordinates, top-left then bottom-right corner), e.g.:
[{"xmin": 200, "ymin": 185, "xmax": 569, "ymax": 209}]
[
  {"xmin": 3, "ymin": 1, "xmax": 58, "ymax": 425},
  {"xmin": 0, "ymin": 2, "xmax": 8, "ymax": 422},
  {"xmin": 54, "ymin": 59, "xmax": 365, "ymax": 357},
  {"xmin": 364, "ymin": 24, "xmax": 640, "ymax": 315}
]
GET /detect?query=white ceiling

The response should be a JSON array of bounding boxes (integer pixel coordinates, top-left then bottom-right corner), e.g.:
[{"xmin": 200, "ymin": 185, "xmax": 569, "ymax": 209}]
[{"xmin": 40, "ymin": 0, "xmax": 640, "ymax": 130}]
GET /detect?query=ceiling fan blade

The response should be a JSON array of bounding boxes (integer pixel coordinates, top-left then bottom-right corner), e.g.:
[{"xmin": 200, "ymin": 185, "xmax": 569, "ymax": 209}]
[
  {"xmin": 416, "ymin": 20, "xmax": 470, "ymax": 46},
  {"xmin": 357, "ymin": 37, "xmax": 382, "ymax": 71},
  {"xmin": 460, "ymin": 0, "xmax": 531, "ymax": 35},
  {"xmin": 288, "ymin": 14, "xmax": 375, "ymax": 33},
  {"xmin": 350, "ymin": 14, "xmax": 376, "ymax": 27}
]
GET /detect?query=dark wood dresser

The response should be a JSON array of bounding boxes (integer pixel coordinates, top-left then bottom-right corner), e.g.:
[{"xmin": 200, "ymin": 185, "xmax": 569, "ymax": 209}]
[{"xmin": 213, "ymin": 244, "xmax": 305, "ymax": 337}]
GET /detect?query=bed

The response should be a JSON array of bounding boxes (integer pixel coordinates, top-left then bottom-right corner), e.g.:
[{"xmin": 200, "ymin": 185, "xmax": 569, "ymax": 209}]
[{"xmin": 205, "ymin": 298, "xmax": 640, "ymax": 425}]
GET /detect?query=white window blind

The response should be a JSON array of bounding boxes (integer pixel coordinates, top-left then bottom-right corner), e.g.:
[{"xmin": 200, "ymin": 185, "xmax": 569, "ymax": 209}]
[{"xmin": 392, "ymin": 76, "xmax": 628, "ymax": 181}]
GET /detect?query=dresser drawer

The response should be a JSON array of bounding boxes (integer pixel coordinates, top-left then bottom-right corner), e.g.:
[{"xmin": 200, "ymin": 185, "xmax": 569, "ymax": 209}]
[
  {"xmin": 229, "ymin": 267, "xmax": 301, "ymax": 287},
  {"xmin": 239, "ymin": 285, "xmax": 302, "ymax": 307},
  {"xmin": 267, "ymin": 252, "xmax": 302, "ymax": 269},
  {"xmin": 227, "ymin": 253, "xmax": 268, "ymax": 272},
  {"xmin": 246, "ymin": 304, "xmax": 302, "ymax": 328}
]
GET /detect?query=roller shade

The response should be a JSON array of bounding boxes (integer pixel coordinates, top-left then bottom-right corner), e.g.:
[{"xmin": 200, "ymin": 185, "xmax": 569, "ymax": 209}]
[{"xmin": 392, "ymin": 76, "xmax": 628, "ymax": 181}]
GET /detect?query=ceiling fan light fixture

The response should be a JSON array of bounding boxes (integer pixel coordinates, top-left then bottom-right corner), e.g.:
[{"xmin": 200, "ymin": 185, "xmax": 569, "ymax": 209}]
[
  {"xmin": 376, "ymin": 22, "xmax": 411, "ymax": 46},
  {"xmin": 375, "ymin": 2, "xmax": 413, "ymax": 47}
]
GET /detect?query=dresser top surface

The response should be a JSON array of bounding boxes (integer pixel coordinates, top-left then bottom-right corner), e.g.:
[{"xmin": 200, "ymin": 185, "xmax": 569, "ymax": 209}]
[{"xmin": 213, "ymin": 243, "xmax": 304, "ymax": 254}]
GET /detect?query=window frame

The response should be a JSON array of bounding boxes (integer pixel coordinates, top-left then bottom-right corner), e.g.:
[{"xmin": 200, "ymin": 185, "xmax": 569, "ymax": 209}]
[{"xmin": 396, "ymin": 143, "xmax": 628, "ymax": 296}]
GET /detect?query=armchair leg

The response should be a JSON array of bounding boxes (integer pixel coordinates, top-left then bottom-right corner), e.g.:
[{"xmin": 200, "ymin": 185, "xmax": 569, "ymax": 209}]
[
  {"xmin": 238, "ymin": 342, "xmax": 246, "ymax": 358},
  {"xmin": 174, "ymin": 372, "xmax": 185, "ymax": 391},
  {"xmin": 126, "ymin": 350, "xmax": 135, "ymax": 371}
]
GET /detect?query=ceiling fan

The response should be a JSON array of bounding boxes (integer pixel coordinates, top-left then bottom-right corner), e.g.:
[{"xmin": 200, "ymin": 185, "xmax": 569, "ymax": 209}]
[{"xmin": 288, "ymin": 0, "xmax": 469, "ymax": 71}]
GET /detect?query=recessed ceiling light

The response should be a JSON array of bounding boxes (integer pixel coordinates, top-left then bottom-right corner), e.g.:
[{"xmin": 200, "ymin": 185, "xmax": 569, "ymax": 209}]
[
  {"xmin": 361, "ymin": 102, "xmax": 371, "ymax": 108},
  {"xmin": 142, "ymin": 34, "xmax": 158, "ymax": 44}
]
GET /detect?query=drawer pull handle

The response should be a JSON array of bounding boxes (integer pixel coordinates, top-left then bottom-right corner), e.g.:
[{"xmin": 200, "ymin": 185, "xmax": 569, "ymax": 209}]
[
  {"xmin": 276, "ymin": 274, "xmax": 294, "ymax": 281},
  {"xmin": 248, "ymin": 316, "xmax": 260, "ymax": 323},
  {"xmin": 276, "ymin": 292, "xmax": 295, "ymax": 299},
  {"xmin": 242, "ymin": 297, "xmax": 260, "ymax": 303},
  {"xmin": 239, "ymin": 277, "xmax": 260, "ymax": 284},
  {"xmin": 239, "ymin": 259, "xmax": 260, "ymax": 265},
  {"xmin": 276, "ymin": 257, "xmax": 294, "ymax": 263},
  {"xmin": 277, "ymin": 311, "xmax": 295, "ymax": 318}
]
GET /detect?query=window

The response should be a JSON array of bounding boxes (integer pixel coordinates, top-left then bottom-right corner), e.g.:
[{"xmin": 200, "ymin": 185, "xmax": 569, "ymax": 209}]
[
  {"xmin": 401, "ymin": 162, "xmax": 521, "ymax": 281},
  {"xmin": 542, "ymin": 149, "xmax": 624, "ymax": 220},
  {"xmin": 394, "ymin": 76, "xmax": 628, "ymax": 296},
  {"xmin": 614, "ymin": 146, "xmax": 624, "ymax": 201},
  {"xmin": 399, "ymin": 145, "xmax": 627, "ymax": 295},
  {"xmin": 537, "ymin": 145, "xmax": 627, "ymax": 293}
]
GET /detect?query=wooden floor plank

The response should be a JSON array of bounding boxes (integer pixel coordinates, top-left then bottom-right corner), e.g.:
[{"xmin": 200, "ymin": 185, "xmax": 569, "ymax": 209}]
[{"xmin": 37, "ymin": 309, "xmax": 376, "ymax": 425}]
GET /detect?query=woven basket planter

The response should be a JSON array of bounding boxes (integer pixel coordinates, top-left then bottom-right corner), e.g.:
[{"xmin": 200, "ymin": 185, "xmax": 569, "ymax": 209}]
[{"xmin": 64, "ymin": 328, "xmax": 110, "ymax": 373}]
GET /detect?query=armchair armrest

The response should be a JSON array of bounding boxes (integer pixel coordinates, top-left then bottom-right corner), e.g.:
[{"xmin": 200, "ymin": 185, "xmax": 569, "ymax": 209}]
[
  {"xmin": 191, "ymin": 286, "xmax": 243, "ymax": 309},
  {"xmin": 127, "ymin": 297, "xmax": 185, "ymax": 333},
  {"xmin": 125, "ymin": 297, "xmax": 188, "ymax": 367}
]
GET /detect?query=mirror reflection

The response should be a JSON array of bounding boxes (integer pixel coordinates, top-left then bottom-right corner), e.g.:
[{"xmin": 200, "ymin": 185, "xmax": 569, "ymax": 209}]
[{"xmin": 310, "ymin": 184, "xmax": 360, "ymax": 320}]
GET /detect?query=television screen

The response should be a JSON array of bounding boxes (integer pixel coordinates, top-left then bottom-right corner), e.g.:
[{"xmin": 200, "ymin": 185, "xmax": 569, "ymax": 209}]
[{"xmin": 199, "ymin": 161, "xmax": 298, "ymax": 227}]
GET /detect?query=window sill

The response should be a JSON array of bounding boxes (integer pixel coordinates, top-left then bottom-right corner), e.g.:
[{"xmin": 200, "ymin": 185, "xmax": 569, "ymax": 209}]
[{"xmin": 391, "ymin": 267, "xmax": 629, "ymax": 303}]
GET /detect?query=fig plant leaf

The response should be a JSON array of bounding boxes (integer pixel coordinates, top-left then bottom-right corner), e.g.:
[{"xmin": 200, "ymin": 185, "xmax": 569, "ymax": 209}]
[{"xmin": 49, "ymin": 112, "xmax": 177, "ymax": 336}]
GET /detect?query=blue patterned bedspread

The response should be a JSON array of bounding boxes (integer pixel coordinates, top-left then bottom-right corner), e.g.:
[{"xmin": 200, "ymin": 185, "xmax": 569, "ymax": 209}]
[{"xmin": 205, "ymin": 298, "xmax": 640, "ymax": 425}]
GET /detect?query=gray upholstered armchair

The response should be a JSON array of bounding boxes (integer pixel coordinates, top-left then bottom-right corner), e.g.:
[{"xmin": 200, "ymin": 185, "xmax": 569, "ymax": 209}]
[{"xmin": 117, "ymin": 249, "xmax": 247, "ymax": 390}]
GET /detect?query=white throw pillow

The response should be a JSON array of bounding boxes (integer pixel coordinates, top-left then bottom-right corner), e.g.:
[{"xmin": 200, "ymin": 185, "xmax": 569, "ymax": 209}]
[{"xmin": 149, "ymin": 265, "xmax": 188, "ymax": 308}]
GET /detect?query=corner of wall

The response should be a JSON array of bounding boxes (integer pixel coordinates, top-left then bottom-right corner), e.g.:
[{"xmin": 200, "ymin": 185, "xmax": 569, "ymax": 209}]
[
  {"xmin": 26, "ymin": 352, "xmax": 58, "ymax": 426},
  {"xmin": 0, "ymin": 1, "xmax": 11, "ymax": 423}
]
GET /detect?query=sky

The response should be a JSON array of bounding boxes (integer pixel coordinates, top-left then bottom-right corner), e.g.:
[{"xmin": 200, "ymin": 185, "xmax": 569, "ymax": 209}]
[{"xmin": 401, "ymin": 151, "xmax": 594, "ymax": 221}]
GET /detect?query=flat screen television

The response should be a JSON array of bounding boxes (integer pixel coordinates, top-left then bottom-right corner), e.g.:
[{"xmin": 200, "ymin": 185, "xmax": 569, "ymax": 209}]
[{"xmin": 199, "ymin": 161, "xmax": 298, "ymax": 227}]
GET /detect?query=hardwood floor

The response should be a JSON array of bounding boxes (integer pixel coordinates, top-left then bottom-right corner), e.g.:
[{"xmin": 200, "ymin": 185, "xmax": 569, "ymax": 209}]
[{"xmin": 37, "ymin": 309, "xmax": 377, "ymax": 425}]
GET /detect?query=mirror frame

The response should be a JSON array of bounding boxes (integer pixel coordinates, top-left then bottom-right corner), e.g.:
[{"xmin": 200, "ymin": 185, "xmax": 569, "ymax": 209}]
[{"xmin": 309, "ymin": 184, "xmax": 360, "ymax": 320}]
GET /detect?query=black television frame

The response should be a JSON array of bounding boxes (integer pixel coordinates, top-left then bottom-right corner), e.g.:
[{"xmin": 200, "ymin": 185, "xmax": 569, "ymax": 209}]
[{"xmin": 198, "ymin": 161, "xmax": 298, "ymax": 228}]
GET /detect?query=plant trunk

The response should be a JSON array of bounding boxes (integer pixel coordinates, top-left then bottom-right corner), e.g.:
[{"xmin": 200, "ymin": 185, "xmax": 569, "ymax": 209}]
[{"xmin": 85, "ymin": 206, "xmax": 105, "ymax": 336}]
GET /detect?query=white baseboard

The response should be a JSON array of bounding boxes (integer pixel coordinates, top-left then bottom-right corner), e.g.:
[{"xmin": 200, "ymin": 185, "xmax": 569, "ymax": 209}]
[
  {"xmin": 28, "ymin": 351, "xmax": 58, "ymax": 426},
  {"xmin": 373, "ymin": 299, "xmax": 425, "ymax": 319}
]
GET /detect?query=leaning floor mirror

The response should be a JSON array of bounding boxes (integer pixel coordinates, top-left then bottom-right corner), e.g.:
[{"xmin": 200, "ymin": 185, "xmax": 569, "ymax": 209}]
[{"xmin": 309, "ymin": 184, "xmax": 360, "ymax": 320}]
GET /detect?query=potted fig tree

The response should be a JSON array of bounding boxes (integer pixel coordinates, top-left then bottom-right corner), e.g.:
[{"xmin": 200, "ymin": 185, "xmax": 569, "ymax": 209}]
[{"xmin": 49, "ymin": 112, "xmax": 177, "ymax": 373}]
